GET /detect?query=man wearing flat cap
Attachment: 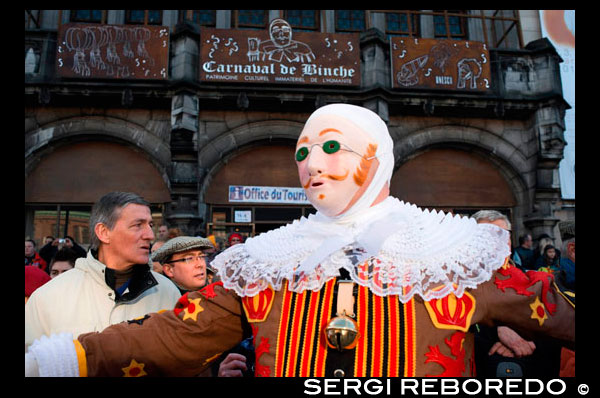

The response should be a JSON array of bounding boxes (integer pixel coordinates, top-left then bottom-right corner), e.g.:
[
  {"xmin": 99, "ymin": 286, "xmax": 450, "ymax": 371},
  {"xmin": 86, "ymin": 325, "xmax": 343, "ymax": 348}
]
[{"xmin": 152, "ymin": 236, "xmax": 214, "ymax": 294}]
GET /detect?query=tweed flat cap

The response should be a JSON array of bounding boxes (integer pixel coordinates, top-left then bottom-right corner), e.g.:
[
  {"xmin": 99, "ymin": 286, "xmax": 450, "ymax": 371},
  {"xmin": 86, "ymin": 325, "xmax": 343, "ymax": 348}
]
[{"xmin": 151, "ymin": 236, "xmax": 214, "ymax": 264}]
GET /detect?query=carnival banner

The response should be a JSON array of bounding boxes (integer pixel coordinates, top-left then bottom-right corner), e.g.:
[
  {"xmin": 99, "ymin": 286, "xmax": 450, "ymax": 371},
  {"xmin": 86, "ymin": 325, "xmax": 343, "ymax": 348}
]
[
  {"xmin": 200, "ymin": 19, "xmax": 360, "ymax": 86},
  {"xmin": 390, "ymin": 37, "xmax": 491, "ymax": 91},
  {"xmin": 56, "ymin": 23, "xmax": 169, "ymax": 79}
]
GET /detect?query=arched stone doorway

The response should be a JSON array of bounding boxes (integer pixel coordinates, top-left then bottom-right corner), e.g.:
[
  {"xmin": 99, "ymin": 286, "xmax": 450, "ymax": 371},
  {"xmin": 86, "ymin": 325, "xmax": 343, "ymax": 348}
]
[
  {"xmin": 391, "ymin": 147, "xmax": 517, "ymax": 217},
  {"xmin": 25, "ymin": 140, "xmax": 171, "ymax": 247}
]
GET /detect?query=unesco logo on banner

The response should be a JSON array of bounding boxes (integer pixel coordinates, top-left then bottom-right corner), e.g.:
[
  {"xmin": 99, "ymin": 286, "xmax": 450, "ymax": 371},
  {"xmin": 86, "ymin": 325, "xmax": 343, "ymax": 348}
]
[{"xmin": 229, "ymin": 185, "xmax": 309, "ymax": 204}]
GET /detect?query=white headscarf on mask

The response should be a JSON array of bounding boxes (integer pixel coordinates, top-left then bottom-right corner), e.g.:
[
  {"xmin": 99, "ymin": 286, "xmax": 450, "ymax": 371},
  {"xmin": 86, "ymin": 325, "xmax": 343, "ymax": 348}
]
[{"xmin": 211, "ymin": 104, "xmax": 510, "ymax": 302}]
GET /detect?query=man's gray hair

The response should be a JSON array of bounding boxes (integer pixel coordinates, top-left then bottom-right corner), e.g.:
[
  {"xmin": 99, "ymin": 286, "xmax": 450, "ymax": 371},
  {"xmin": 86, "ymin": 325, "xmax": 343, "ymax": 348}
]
[
  {"xmin": 561, "ymin": 236, "xmax": 575, "ymax": 255},
  {"xmin": 89, "ymin": 192, "xmax": 150, "ymax": 250},
  {"xmin": 471, "ymin": 210, "xmax": 512, "ymax": 231}
]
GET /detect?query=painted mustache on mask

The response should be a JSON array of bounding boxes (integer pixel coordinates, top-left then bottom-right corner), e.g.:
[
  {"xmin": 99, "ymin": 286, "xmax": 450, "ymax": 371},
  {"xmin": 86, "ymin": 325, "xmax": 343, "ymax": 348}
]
[{"xmin": 302, "ymin": 170, "xmax": 349, "ymax": 189}]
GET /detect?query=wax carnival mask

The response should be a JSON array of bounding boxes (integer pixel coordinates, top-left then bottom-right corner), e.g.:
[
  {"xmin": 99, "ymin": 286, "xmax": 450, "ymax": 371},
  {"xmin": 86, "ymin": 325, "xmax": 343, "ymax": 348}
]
[{"xmin": 296, "ymin": 113, "xmax": 379, "ymax": 217}]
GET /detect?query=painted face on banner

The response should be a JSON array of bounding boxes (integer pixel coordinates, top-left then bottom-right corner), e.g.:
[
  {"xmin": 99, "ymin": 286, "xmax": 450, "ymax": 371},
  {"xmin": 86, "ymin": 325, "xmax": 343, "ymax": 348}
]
[
  {"xmin": 270, "ymin": 19, "xmax": 292, "ymax": 48},
  {"xmin": 296, "ymin": 114, "xmax": 379, "ymax": 217}
]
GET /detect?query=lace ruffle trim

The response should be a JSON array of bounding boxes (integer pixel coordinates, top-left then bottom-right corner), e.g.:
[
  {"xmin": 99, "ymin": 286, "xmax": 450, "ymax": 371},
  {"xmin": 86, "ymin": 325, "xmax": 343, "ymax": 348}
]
[{"xmin": 211, "ymin": 223, "xmax": 509, "ymax": 302}]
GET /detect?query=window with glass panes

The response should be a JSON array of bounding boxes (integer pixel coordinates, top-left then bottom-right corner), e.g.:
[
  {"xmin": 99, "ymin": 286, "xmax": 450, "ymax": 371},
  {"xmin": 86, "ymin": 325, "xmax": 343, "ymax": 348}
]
[
  {"xmin": 25, "ymin": 10, "xmax": 42, "ymax": 29},
  {"xmin": 386, "ymin": 11, "xmax": 419, "ymax": 37},
  {"xmin": 377, "ymin": 10, "xmax": 523, "ymax": 48},
  {"xmin": 433, "ymin": 10, "xmax": 467, "ymax": 39},
  {"xmin": 335, "ymin": 10, "xmax": 366, "ymax": 32},
  {"xmin": 189, "ymin": 10, "xmax": 216, "ymax": 26},
  {"xmin": 235, "ymin": 10, "xmax": 268, "ymax": 29},
  {"xmin": 284, "ymin": 10, "xmax": 319, "ymax": 31},
  {"xmin": 70, "ymin": 10, "xmax": 104, "ymax": 23},
  {"xmin": 126, "ymin": 10, "xmax": 162, "ymax": 25}
]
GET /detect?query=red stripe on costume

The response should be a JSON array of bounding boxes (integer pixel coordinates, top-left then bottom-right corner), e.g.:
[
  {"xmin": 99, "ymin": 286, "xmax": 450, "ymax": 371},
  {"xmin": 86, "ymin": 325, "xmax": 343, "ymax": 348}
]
[
  {"xmin": 315, "ymin": 279, "xmax": 335, "ymax": 376},
  {"xmin": 372, "ymin": 293, "xmax": 383, "ymax": 376},
  {"xmin": 275, "ymin": 284, "xmax": 292, "ymax": 377},
  {"xmin": 388, "ymin": 296, "xmax": 400, "ymax": 377},
  {"xmin": 299, "ymin": 289, "xmax": 320, "ymax": 376},
  {"xmin": 354, "ymin": 285, "xmax": 369, "ymax": 376},
  {"xmin": 285, "ymin": 290, "xmax": 307, "ymax": 376},
  {"xmin": 404, "ymin": 297, "xmax": 416, "ymax": 377}
]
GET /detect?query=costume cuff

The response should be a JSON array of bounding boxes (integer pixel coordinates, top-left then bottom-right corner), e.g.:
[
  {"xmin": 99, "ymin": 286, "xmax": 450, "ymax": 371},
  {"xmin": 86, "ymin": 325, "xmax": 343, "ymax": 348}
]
[{"xmin": 28, "ymin": 333, "xmax": 81, "ymax": 377}]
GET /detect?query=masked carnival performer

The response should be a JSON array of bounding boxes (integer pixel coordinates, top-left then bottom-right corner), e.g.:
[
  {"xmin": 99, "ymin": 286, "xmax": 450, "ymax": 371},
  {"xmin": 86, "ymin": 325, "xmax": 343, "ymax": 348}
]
[{"xmin": 25, "ymin": 104, "xmax": 574, "ymax": 377}]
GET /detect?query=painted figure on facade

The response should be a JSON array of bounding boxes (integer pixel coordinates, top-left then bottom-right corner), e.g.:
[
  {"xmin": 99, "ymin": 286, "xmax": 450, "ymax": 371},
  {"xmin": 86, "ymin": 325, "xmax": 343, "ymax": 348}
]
[{"xmin": 254, "ymin": 18, "xmax": 315, "ymax": 63}]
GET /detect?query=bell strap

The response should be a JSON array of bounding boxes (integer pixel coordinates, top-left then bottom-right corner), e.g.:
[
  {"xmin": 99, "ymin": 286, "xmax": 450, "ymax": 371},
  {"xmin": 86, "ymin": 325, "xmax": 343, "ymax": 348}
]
[{"xmin": 336, "ymin": 280, "xmax": 356, "ymax": 317}]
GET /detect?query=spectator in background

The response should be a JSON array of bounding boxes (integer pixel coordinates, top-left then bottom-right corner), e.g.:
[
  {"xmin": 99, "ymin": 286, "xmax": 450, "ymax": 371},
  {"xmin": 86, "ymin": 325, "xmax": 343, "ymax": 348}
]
[
  {"xmin": 63, "ymin": 236, "xmax": 87, "ymax": 258},
  {"xmin": 25, "ymin": 239, "xmax": 47, "ymax": 273},
  {"xmin": 157, "ymin": 224, "xmax": 169, "ymax": 242},
  {"xmin": 168, "ymin": 227, "xmax": 183, "ymax": 240},
  {"xmin": 204, "ymin": 235, "xmax": 219, "ymax": 284},
  {"xmin": 556, "ymin": 220, "xmax": 575, "ymax": 377},
  {"xmin": 535, "ymin": 244, "xmax": 560, "ymax": 274},
  {"xmin": 25, "ymin": 191, "xmax": 181, "ymax": 350},
  {"xmin": 150, "ymin": 240, "xmax": 166, "ymax": 274},
  {"xmin": 513, "ymin": 233, "xmax": 535, "ymax": 271},
  {"xmin": 152, "ymin": 236, "xmax": 214, "ymax": 294},
  {"xmin": 534, "ymin": 234, "xmax": 560, "ymax": 265},
  {"xmin": 25, "ymin": 266, "xmax": 51, "ymax": 304},
  {"xmin": 473, "ymin": 210, "xmax": 567, "ymax": 378},
  {"xmin": 39, "ymin": 236, "xmax": 86, "ymax": 266},
  {"xmin": 48, "ymin": 248, "xmax": 78, "ymax": 279},
  {"xmin": 472, "ymin": 210, "xmax": 537, "ymax": 377},
  {"xmin": 558, "ymin": 221, "xmax": 575, "ymax": 291},
  {"xmin": 207, "ymin": 235, "xmax": 219, "ymax": 252},
  {"xmin": 228, "ymin": 233, "xmax": 243, "ymax": 247},
  {"xmin": 43, "ymin": 236, "xmax": 55, "ymax": 246},
  {"xmin": 216, "ymin": 236, "xmax": 227, "ymax": 252}
]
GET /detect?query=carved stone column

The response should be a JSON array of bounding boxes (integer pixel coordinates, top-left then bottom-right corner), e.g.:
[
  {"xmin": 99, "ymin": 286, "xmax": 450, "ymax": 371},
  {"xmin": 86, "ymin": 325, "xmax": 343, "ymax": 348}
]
[
  {"xmin": 524, "ymin": 104, "xmax": 567, "ymax": 242},
  {"xmin": 165, "ymin": 89, "xmax": 202, "ymax": 235}
]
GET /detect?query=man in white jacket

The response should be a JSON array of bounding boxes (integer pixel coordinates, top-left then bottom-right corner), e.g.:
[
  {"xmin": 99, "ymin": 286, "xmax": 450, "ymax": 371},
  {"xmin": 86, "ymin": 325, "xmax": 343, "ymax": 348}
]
[{"xmin": 25, "ymin": 191, "xmax": 181, "ymax": 350}]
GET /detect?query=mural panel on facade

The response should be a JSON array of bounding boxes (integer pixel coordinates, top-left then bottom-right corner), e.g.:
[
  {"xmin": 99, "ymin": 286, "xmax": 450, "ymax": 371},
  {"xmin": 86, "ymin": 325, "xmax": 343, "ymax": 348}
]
[
  {"xmin": 390, "ymin": 38, "xmax": 491, "ymax": 91},
  {"xmin": 56, "ymin": 23, "xmax": 169, "ymax": 79},
  {"xmin": 200, "ymin": 19, "xmax": 360, "ymax": 86}
]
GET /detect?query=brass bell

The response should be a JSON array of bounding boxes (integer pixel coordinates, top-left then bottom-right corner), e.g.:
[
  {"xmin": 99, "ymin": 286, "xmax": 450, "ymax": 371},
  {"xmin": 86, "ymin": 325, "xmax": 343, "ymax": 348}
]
[{"xmin": 324, "ymin": 313, "xmax": 360, "ymax": 351}]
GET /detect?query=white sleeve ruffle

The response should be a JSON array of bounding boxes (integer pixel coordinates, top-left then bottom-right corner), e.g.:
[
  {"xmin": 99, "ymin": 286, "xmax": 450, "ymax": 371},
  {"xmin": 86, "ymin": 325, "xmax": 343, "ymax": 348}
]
[{"xmin": 27, "ymin": 333, "xmax": 80, "ymax": 377}]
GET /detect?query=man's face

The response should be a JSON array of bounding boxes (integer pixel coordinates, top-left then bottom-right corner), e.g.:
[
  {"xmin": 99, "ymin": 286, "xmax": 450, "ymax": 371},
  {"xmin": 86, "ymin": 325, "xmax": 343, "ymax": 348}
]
[
  {"xmin": 50, "ymin": 261, "xmax": 74, "ymax": 279},
  {"xmin": 103, "ymin": 204, "xmax": 155, "ymax": 270},
  {"xmin": 270, "ymin": 21, "xmax": 292, "ymax": 47},
  {"xmin": 163, "ymin": 249, "xmax": 207, "ymax": 291},
  {"xmin": 296, "ymin": 114, "xmax": 379, "ymax": 217},
  {"xmin": 524, "ymin": 235, "xmax": 533, "ymax": 249},
  {"xmin": 25, "ymin": 241, "xmax": 35, "ymax": 257},
  {"xmin": 567, "ymin": 241, "xmax": 575, "ymax": 262},
  {"xmin": 158, "ymin": 225, "xmax": 168, "ymax": 240},
  {"xmin": 150, "ymin": 240, "xmax": 165, "ymax": 274}
]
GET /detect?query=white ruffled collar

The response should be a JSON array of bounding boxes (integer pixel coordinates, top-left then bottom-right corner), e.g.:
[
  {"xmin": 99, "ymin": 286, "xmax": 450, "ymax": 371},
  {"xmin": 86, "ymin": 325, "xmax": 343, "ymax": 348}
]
[{"xmin": 211, "ymin": 198, "xmax": 510, "ymax": 302}]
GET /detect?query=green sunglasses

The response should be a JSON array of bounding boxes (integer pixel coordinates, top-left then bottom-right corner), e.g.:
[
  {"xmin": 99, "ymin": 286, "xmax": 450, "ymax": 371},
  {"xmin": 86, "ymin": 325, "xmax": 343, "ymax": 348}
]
[{"xmin": 296, "ymin": 140, "xmax": 373, "ymax": 162}]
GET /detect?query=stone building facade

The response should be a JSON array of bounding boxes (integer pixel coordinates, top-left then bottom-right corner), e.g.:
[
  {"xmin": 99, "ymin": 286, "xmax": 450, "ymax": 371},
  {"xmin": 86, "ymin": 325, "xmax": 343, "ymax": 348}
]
[{"xmin": 25, "ymin": 10, "xmax": 573, "ymax": 250}]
